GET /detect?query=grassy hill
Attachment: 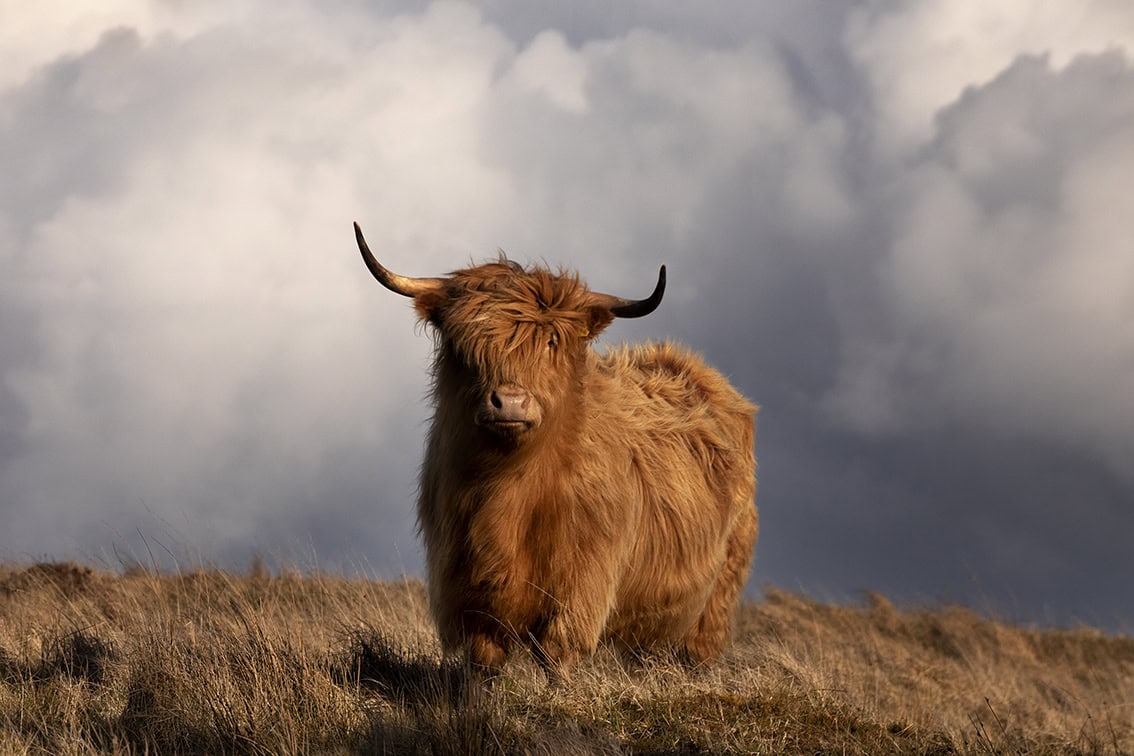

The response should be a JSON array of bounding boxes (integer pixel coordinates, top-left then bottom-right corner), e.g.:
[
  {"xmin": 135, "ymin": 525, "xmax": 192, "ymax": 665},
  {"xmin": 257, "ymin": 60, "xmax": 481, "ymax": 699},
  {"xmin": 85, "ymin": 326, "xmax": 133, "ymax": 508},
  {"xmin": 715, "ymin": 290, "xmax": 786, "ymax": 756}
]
[{"xmin": 1, "ymin": 561, "xmax": 1130, "ymax": 754}]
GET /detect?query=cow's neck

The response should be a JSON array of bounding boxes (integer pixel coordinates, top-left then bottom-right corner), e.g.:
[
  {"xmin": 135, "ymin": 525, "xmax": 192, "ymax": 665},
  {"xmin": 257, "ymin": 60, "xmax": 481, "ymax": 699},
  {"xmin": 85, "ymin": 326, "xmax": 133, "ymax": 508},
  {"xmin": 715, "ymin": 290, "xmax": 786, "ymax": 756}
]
[{"xmin": 490, "ymin": 409, "xmax": 581, "ymax": 485}]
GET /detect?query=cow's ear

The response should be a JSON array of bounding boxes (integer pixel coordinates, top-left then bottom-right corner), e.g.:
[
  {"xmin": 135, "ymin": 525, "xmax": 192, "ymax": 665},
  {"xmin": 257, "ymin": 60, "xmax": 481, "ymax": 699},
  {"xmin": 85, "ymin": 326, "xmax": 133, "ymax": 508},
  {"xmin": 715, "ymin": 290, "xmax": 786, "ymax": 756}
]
[
  {"xmin": 585, "ymin": 307, "xmax": 615, "ymax": 339},
  {"xmin": 413, "ymin": 289, "xmax": 448, "ymax": 325}
]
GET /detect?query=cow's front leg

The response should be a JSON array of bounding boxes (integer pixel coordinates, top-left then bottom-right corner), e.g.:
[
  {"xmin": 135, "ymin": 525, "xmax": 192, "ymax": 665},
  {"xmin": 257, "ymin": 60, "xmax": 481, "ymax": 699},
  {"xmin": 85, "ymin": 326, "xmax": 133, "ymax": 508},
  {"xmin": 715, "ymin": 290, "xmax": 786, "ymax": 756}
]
[
  {"xmin": 466, "ymin": 631, "xmax": 509, "ymax": 673},
  {"xmin": 531, "ymin": 585, "xmax": 614, "ymax": 683},
  {"xmin": 433, "ymin": 595, "xmax": 511, "ymax": 675}
]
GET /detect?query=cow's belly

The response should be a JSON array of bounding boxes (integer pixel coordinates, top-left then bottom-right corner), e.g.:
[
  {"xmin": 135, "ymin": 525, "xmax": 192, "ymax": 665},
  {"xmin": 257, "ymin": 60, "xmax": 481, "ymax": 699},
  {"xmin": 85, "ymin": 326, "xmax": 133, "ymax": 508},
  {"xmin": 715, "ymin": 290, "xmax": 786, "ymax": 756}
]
[
  {"xmin": 604, "ymin": 514, "xmax": 728, "ymax": 646},
  {"xmin": 605, "ymin": 570, "xmax": 719, "ymax": 646}
]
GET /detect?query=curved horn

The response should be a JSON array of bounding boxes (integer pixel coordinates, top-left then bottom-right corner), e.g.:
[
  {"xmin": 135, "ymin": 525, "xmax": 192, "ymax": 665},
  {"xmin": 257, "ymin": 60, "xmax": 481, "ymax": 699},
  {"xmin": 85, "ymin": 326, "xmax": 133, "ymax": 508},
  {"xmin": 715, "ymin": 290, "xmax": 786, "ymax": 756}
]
[
  {"xmin": 355, "ymin": 222, "xmax": 446, "ymax": 298},
  {"xmin": 592, "ymin": 265, "xmax": 667, "ymax": 318}
]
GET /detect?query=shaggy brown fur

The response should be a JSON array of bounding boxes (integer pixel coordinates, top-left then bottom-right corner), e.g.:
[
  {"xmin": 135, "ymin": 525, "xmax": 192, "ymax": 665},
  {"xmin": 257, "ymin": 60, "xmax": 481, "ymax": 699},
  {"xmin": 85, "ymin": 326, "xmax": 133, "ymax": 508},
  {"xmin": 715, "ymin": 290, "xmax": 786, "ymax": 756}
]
[{"xmin": 378, "ymin": 256, "xmax": 757, "ymax": 679}]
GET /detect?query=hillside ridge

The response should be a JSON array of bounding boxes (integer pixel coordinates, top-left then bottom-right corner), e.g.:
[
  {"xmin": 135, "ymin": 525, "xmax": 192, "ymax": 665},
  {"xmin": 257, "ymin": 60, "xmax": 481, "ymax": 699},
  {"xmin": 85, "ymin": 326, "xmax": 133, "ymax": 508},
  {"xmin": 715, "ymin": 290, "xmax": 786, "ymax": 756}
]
[{"xmin": 1, "ymin": 561, "xmax": 1130, "ymax": 754}]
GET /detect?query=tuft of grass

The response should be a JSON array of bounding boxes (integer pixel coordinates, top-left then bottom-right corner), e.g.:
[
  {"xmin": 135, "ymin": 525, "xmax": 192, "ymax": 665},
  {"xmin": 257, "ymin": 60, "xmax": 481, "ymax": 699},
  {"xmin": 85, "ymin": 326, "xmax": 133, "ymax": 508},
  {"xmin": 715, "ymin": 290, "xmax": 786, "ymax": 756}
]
[{"xmin": 0, "ymin": 561, "xmax": 1130, "ymax": 754}]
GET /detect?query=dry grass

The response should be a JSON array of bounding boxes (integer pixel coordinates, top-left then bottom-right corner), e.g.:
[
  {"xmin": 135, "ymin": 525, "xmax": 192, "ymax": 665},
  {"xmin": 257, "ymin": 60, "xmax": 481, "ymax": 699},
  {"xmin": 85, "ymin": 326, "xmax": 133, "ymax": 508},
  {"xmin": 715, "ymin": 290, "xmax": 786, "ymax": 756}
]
[{"xmin": 1, "ymin": 561, "xmax": 1130, "ymax": 754}]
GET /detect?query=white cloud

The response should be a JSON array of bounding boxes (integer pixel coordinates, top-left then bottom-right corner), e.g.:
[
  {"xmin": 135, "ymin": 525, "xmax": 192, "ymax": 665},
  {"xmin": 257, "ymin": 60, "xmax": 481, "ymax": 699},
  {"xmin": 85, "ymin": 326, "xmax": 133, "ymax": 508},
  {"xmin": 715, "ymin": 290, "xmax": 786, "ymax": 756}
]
[
  {"xmin": 503, "ymin": 29, "xmax": 588, "ymax": 114},
  {"xmin": 825, "ymin": 53, "xmax": 1134, "ymax": 480},
  {"xmin": 0, "ymin": 1, "xmax": 235, "ymax": 91},
  {"xmin": 0, "ymin": 1, "xmax": 849, "ymax": 563},
  {"xmin": 480, "ymin": 28, "xmax": 852, "ymax": 274},
  {"xmin": 846, "ymin": 0, "xmax": 1134, "ymax": 150},
  {"xmin": 0, "ymin": 2, "xmax": 520, "ymax": 558}
]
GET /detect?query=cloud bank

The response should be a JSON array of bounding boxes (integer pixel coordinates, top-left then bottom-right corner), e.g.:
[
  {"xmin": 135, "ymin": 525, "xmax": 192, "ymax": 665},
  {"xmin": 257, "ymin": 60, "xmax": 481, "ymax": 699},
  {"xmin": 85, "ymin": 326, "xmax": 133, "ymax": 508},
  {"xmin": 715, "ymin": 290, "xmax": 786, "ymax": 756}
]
[
  {"xmin": 2, "ymin": 1, "xmax": 1132, "ymax": 626},
  {"xmin": 826, "ymin": 52, "xmax": 1134, "ymax": 479}
]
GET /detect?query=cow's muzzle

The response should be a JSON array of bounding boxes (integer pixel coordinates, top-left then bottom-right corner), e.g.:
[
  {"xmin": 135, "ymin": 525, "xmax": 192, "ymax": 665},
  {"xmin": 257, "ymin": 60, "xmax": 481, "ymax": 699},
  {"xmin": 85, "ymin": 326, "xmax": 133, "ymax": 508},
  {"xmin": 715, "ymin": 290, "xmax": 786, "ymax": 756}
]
[{"xmin": 477, "ymin": 385, "xmax": 541, "ymax": 437}]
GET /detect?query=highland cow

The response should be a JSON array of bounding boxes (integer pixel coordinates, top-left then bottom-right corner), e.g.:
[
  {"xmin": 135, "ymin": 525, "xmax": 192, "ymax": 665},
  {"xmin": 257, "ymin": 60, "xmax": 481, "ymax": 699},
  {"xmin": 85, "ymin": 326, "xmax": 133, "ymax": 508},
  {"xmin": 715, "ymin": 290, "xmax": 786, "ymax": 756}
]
[{"xmin": 355, "ymin": 222, "xmax": 758, "ymax": 679}]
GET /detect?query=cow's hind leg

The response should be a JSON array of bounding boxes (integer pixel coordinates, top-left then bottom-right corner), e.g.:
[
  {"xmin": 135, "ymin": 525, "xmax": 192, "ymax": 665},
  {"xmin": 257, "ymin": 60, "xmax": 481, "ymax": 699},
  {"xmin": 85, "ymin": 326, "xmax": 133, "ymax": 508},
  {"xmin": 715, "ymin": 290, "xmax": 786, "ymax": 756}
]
[{"xmin": 681, "ymin": 503, "xmax": 758, "ymax": 664}]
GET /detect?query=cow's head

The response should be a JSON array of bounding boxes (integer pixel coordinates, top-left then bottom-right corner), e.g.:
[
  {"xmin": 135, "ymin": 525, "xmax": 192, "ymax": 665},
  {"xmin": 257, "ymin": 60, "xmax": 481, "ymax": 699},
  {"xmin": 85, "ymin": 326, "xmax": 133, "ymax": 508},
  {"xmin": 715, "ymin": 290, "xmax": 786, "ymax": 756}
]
[{"xmin": 356, "ymin": 223, "xmax": 665, "ymax": 446}]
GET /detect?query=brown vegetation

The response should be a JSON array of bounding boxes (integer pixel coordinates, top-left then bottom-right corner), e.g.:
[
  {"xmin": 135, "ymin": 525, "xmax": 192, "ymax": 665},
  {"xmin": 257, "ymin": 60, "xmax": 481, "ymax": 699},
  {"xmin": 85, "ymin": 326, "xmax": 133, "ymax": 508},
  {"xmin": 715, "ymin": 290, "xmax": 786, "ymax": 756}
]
[{"xmin": 0, "ymin": 561, "xmax": 1130, "ymax": 754}]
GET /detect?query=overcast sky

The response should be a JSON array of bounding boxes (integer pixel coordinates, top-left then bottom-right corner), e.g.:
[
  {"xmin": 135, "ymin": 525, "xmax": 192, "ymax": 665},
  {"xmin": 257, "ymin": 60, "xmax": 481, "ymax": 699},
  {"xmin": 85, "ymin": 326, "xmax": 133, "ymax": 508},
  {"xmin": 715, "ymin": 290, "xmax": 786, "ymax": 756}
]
[{"xmin": 2, "ymin": 1, "xmax": 1132, "ymax": 630}]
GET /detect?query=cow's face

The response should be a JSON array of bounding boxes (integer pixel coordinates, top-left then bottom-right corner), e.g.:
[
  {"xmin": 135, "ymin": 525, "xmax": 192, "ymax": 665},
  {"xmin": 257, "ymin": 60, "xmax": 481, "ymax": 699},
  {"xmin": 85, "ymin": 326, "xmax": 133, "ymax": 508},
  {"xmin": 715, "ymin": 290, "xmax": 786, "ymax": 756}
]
[
  {"xmin": 425, "ymin": 262, "xmax": 610, "ymax": 444},
  {"xmin": 354, "ymin": 223, "xmax": 665, "ymax": 447}
]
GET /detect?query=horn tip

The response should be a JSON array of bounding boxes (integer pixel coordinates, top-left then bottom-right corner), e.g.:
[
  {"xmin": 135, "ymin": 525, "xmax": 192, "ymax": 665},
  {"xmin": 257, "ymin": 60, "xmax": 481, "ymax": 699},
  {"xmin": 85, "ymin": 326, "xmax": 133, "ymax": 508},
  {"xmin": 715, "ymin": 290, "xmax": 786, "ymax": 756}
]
[{"xmin": 354, "ymin": 222, "xmax": 371, "ymax": 252}]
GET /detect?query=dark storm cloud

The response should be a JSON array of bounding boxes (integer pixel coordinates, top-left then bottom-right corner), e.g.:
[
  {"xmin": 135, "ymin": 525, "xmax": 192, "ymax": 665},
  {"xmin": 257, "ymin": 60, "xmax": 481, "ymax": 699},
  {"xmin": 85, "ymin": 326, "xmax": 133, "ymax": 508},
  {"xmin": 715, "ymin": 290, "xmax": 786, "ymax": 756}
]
[{"xmin": 1, "ymin": 2, "xmax": 1132, "ymax": 628}]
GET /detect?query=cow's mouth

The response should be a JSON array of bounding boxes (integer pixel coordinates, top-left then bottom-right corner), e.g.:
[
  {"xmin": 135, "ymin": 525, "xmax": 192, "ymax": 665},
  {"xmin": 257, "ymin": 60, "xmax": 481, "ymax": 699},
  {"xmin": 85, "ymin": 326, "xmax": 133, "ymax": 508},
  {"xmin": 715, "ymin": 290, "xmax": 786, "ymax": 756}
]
[
  {"xmin": 475, "ymin": 414, "xmax": 537, "ymax": 439},
  {"xmin": 484, "ymin": 419, "xmax": 534, "ymax": 434}
]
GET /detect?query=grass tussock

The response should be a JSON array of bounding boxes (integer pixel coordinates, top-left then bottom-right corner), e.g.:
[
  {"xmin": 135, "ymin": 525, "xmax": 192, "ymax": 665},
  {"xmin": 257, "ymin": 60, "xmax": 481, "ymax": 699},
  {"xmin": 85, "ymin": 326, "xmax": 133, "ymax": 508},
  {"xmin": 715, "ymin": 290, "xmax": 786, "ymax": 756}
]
[{"xmin": 0, "ymin": 561, "xmax": 1130, "ymax": 754}]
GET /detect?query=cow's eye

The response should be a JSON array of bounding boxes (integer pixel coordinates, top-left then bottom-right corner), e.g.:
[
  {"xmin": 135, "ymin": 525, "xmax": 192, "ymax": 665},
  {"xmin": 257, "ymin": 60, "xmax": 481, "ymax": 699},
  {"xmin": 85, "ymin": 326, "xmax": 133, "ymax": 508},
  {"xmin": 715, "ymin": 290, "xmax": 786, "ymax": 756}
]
[{"xmin": 547, "ymin": 333, "xmax": 559, "ymax": 351}]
